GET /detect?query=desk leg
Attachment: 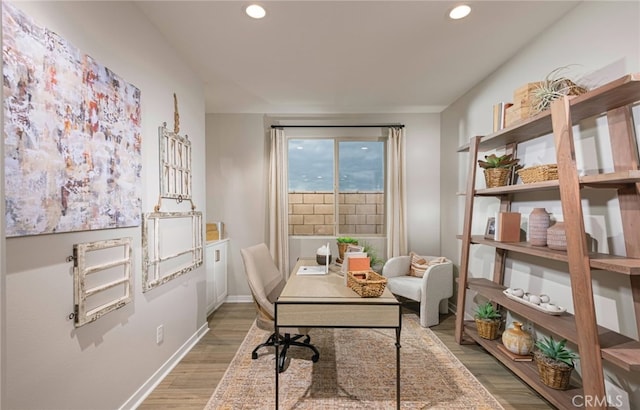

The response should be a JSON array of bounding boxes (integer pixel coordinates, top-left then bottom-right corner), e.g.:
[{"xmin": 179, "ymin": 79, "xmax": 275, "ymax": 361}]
[
  {"xmin": 395, "ymin": 313, "xmax": 402, "ymax": 409},
  {"xmin": 275, "ymin": 308, "xmax": 279, "ymax": 409}
]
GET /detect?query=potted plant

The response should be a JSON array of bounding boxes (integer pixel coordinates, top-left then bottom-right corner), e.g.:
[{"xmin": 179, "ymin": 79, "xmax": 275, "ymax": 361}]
[
  {"xmin": 477, "ymin": 153, "xmax": 521, "ymax": 188},
  {"xmin": 361, "ymin": 241, "xmax": 384, "ymax": 272},
  {"xmin": 336, "ymin": 237, "xmax": 358, "ymax": 263},
  {"xmin": 474, "ymin": 301, "xmax": 501, "ymax": 340},
  {"xmin": 534, "ymin": 336, "xmax": 578, "ymax": 390}
]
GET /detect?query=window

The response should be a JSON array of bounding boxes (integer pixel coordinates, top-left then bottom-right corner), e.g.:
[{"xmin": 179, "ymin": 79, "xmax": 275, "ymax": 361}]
[{"xmin": 288, "ymin": 138, "xmax": 385, "ymax": 236}]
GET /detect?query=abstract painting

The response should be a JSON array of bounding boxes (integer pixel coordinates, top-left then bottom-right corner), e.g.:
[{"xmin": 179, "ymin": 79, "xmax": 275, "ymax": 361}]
[{"xmin": 2, "ymin": 2, "xmax": 142, "ymax": 236}]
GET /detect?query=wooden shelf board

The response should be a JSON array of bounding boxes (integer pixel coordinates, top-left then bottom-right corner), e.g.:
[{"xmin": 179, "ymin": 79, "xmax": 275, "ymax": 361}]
[
  {"xmin": 467, "ymin": 278, "xmax": 640, "ymax": 371},
  {"xmin": 474, "ymin": 171, "xmax": 640, "ymax": 196},
  {"xmin": 463, "ymin": 321, "xmax": 583, "ymax": 410},
  {"xmin": 580, "ymin": 170, "xmax": 640, "ymax": 186},
  {"xmin": 473, "ymin": 73, "xmax": 640, "ymax": 152},
  {"xmin": 475, "ymin": 180, "xmax": 560, "ymax": 196},
  {"xmin": 477, "ymin": 113, "xmax": 553, "ymax": 151},
  {"xmin": 467, "ymin": 236, "xmax": 640, "ymax": 275},
  {"xmin": 569, "ymin": 73, "xmax": 640, "ymax": 124}
]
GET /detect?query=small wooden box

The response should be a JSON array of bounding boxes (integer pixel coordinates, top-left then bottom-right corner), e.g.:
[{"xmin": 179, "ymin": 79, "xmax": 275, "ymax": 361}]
[
  {"xmin": 504, "ymin": 105, "xmax": 522, "ymax": 127},
  {"xmin": 505, "ymin": 82, "xmax": 543, "ymax": 127},
  {"xmin": 513, "ymin": 82, "xmax": 543, "ymax": 108}
]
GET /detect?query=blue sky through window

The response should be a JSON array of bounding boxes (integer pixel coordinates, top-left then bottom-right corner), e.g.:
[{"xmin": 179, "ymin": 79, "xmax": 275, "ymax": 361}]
[{"xmin": 288, "ymin": 139, "xmax": 384, "ymax": 192}]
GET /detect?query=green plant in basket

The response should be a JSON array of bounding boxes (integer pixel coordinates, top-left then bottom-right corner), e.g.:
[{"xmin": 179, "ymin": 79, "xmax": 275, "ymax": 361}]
[
  {"xmin": 337, "ymin": 237, "xmax": 359, "ymax": 244},
  {"xmin": 535, "ymin": 336, "xmax": 578, "ymax": 367},
  {"xmin": 474, "ymin": 301, "xmax": 501, "ymax": 340},
  {"xmin": 477, "ymin": 153, "xmax": 520, "ymax": 170},
  {"xmin": 478, "ymin": 154, "xmax": 522, "ymax": 188},
  {"xmin": 474, "ymin": 301, "xmax": 501, "ymax": 320},
  {"xmin": 534, "ymin": 335, "xmax": 578, "ymax": 390}
]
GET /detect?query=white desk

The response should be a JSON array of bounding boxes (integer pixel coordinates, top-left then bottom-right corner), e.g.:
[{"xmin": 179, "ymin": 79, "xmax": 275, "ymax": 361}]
[{"xmin": 274, "ymin": 258, "xmax": 402, "ymax": 409}]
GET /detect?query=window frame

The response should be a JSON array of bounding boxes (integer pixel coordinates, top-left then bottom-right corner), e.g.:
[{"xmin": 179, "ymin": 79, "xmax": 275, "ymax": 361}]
[{"xmin": 287, "ymin": 135, "xmax": 387, "ymax": 238}]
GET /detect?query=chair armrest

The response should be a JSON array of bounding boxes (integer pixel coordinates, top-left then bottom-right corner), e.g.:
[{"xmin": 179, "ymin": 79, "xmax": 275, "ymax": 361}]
[
  {"xmin": 381, "ymin": 256, "xmax": 411, "ymax": 278},
  {"xmin": 421, "ymin": 259, "xmax": 454, "ymax": 297}
]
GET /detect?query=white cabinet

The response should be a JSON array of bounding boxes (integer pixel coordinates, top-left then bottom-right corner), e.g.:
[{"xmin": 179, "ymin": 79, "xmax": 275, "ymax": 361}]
[{"xmin": 206, "ymin": 239, "xmax": 228, "ymax": 315}]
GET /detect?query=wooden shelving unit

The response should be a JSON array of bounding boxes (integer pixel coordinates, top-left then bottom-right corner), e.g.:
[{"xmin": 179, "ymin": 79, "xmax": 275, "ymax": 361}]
[{"xmin": 455, "ymin": 73, "xmax": 640, "ymax": 409}]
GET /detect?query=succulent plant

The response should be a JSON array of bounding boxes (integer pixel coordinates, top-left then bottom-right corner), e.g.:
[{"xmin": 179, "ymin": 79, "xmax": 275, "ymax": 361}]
[
  {"xmin": 477, "ymin": 153, "xmax": 520, "ymax": 169},
  {"xmin": 535, "ymin": 335, "xmax": 578, "ymax": 367},
  {"xmin": 474, "ymin": 301, "xmax": 501, "ymax": 321}
]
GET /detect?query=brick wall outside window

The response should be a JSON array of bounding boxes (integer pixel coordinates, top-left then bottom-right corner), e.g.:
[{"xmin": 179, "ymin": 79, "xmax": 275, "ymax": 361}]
[{"xmin": 288, "ymin": 191, "xmax": 384, "ymax": 236}]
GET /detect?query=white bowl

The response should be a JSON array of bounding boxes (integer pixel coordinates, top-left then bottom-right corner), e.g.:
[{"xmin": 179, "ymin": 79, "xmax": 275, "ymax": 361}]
[
  {"xmin": 528, "ymin": 295, "xmax": 541, "ymax": 305},
  {"xmin": 546, "ymin": 303, "xmax": 562, "ymax": 312},
  {"xmin": 511, "ymin": 288, "xmax": 524, "ymax": 297},
  {"xmin": 539, "ymin": 294, "xmax": 550, "ymax": 303}
]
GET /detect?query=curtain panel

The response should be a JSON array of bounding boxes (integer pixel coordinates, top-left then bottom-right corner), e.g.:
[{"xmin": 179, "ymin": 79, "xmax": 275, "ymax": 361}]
[
  {"xmin": 386, "ymin": 127, "xmax": 408, "ymax": 258},
  {"xmin": 268, "ymin": 128, "xmax": 290, "ymax": 276}
]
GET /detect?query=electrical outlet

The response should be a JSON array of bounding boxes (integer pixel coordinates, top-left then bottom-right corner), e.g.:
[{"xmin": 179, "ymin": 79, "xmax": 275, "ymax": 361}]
[{"xmin": 156, "ymin": 324, "xmax": 164, "ymax": 344}]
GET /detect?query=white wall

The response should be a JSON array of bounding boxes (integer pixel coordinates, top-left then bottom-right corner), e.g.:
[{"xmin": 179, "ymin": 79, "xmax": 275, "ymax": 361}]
[
  {"xmin": 206, "ymin": 113, "xmax": 440, "ymax": 298},
  {"xmin": 0, "ymin": 5, "xmax": 5, "ymax": 407},
  {"xmin": 2, "ymin": 2, "xmax": 206, "ymax": 409},
  {"xmin": 441, "ymin": 0, "xmax": 640, "ymax": 406}
]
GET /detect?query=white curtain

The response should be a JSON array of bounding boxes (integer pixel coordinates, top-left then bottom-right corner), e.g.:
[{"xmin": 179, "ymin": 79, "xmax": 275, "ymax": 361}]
[
  {"xmin": 268, "ymin": 128, "xmax": 290, "ymax": 276},
  {"xmin": 386, "ymin": 127, "xmax": 408, "ymax": 258}
]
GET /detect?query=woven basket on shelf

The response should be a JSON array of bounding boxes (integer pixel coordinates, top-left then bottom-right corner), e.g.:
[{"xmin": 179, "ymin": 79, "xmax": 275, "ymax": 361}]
[
  {"xmin": 347, "ymin": 270, "xmax": 387, "ymax": 298},
  {"xmin": 534, "ymin": 352, "xmax": 573, "ymax": 390},
  {"xmin": 474, "ymin": 318, "xmax": 501, "ymax": 340},
  {"xmin": 483, "ymin": 168, "xmax": 511, "ymax": 188},
  {"xmin": 517, "ymin": 164, "xmax": 558, "ymax": 184}
]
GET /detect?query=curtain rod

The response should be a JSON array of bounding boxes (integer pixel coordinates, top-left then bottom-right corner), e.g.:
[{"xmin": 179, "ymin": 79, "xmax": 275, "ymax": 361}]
[{"xmin": 270, "ymin": 124, "xmax": 404, "ymax": 129}]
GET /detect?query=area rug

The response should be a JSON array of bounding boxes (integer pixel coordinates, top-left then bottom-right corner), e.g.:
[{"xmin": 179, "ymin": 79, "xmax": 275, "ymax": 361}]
[{"xmin": 205, "ymin": 314, "xmax": 504, "ymax": 409}]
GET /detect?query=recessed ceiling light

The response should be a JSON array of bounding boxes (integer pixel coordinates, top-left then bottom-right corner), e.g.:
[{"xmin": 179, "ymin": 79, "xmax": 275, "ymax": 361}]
[
  {"xmin": 246, "ymin": 4, "xmax": 266, "ymax": 19},
  {"xmin": 449, "ymin": 5, "xmax": 471, "ymax": 20}
]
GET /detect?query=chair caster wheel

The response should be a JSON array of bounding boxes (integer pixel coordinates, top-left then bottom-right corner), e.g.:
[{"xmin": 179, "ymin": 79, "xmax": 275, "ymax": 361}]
[{"xmin": 251, "ymin": 352, "xmax": 258, "ymax": 360}]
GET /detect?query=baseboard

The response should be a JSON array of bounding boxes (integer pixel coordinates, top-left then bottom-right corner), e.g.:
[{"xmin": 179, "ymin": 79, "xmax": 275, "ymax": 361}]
[
  {"xmin": 225, "ymin": 294, "xmax": 253, "ymax": 303},
  {"xmin": 120, "ymin": 322, "xmax": 209, "ymax": 410}
]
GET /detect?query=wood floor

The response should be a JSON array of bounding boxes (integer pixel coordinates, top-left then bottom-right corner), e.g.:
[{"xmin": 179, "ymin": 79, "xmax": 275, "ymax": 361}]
[{"xmin": 140, "ymin": 302, "xmax": 553, "ymax": 409}]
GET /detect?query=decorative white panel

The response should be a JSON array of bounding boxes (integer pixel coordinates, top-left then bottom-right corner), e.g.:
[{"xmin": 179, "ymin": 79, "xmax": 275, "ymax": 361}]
[
  {"xmin": 159, "ymin": 123, "xmax": 192, "ymax": 201},
  {"xmin": 142, "ymin": 211, "xmax": 203, "ymax": 292},
  {"xmin": 73, "ymin": 238, "xmax": 133, "ymax": 327}
]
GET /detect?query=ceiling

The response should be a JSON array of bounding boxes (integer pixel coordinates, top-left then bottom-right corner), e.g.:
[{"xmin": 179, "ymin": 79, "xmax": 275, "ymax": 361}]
[{"xmin": 135, "ymin": 1, "xmax": 581, "ymax": 114}]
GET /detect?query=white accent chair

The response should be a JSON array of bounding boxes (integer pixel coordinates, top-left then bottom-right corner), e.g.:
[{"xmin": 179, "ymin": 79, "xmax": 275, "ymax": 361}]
[{"xmin": 381, "ymin": 255, "xmax": 453, "ymax": 327}]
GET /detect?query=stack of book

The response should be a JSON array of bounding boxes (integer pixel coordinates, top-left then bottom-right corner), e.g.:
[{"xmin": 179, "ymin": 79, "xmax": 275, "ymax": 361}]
[{"xmin": 492, "ymin": 102, "xmax": 513, "ymax": 132}]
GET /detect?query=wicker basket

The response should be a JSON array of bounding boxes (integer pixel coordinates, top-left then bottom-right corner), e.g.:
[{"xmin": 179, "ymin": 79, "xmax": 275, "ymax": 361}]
[
  {"xmin": 475, "ymin": 318, "xmax": 501, "ymax": 340},
  {"xmin": 517, "ymin": 164, "xmax": 558, "ymax": 184},
  {"xmin": 347, "ymin": 270, "xmax": 387, "ymax": 298},
  {"xmin": 483, "ymin": 168, "xmax": 511, "ymax": 188},
  {"xmin": 534, "ymin": 352, "xmax": 573, "ymax": 390}
]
